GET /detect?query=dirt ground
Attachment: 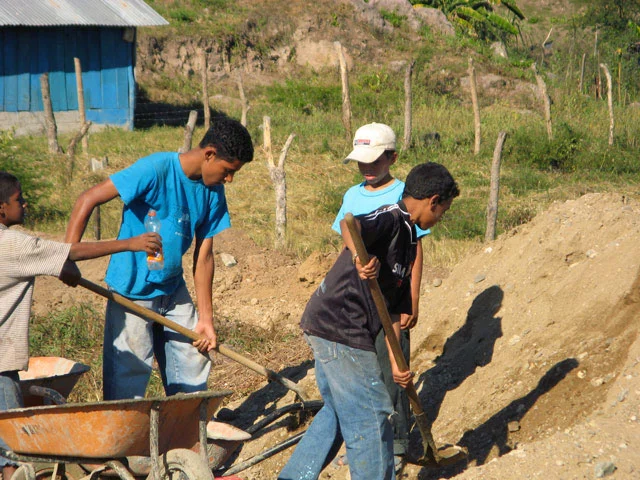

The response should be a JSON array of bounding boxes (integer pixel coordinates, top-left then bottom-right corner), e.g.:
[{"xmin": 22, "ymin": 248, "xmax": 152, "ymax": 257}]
[{"xmin": 30, "ymin": 191, "xmax": 640, "ymax": 479}]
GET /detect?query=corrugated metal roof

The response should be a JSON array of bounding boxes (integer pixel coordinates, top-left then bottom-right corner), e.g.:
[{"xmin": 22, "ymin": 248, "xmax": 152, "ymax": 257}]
[{"xmin": 0, "ymin": 0, "xmax": 169, "ymax": 27}]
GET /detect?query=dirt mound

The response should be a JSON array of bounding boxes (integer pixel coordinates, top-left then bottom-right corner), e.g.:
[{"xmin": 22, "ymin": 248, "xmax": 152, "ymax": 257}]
[{"xmin": 29, "ymin": 192, "xmax": 640, "ymax": 478}]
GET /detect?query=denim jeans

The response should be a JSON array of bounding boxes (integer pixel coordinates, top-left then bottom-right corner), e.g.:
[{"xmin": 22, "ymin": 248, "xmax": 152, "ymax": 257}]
[
  {"xmin": 103, "ymin": 283, "xmax": 211, "ymax": 400},
  {"xmin": 0, "ymin": 371, "xmax": 22, "ymax": 467},
  {"xmin": 375, "ymin": 327, "xmax": 411, "ymax": 456},
  {"xmin": 279, "ymin": 334, "xmax": 395, "ymax": 480}
]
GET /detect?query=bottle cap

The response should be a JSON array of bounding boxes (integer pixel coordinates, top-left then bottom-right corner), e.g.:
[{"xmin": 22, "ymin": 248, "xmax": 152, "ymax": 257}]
[{"xmin": 148, "ymin": 209, "xmax": 156, "ymax": 216}]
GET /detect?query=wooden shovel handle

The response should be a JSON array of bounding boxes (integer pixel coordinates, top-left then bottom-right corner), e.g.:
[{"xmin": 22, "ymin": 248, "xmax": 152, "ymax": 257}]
[
  {"xmin": 343, "ymin": 214, "xmax": 425, "ymax": 414},
  {"xmin": 77, "ymin": 277, "xmax": 308, "ymax": 401}
]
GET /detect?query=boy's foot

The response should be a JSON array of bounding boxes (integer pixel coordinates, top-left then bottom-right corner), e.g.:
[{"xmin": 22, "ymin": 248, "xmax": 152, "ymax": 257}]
[
  {"xmin": 395, "ymin": 455, "xmax": 406, "ymax": 475},
  {"xmin": 331, "ymin": 454, "xmax": 348, "ymax": 468}
]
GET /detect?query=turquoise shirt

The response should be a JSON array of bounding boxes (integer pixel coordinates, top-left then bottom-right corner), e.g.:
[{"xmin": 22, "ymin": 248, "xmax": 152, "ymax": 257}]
[
  {"xmin": 332, "ymin": 178, "xmax": 430, "ymax": 238},
  {"xmin": 105, "ymin": 152, "xmax": 230, "ymax": 299}
]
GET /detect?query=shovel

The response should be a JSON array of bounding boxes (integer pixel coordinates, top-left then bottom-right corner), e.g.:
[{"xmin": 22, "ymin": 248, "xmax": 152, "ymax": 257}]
[
  {"xmin": 344, "ymin": 213, "xmax": 466, "ymax": 466},
  {"xmin": 77, "ymin": 277, "xmax": 309, "ymax": 402}
]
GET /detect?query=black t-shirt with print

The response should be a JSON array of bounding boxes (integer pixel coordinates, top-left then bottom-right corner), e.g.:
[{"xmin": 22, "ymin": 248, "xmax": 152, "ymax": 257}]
[{"xmin": 300, "ymin": 201, "xmax": 417, "ymax": 352}]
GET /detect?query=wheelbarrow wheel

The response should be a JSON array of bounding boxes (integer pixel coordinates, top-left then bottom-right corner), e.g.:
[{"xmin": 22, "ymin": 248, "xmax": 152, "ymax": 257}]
[
  {"xmin": 34, "ymin": 464, "xmax": 80, "ymax": 480},
  {"xmin": 152, "ymin": 448, "xmax": 214, "ymax": 480}
]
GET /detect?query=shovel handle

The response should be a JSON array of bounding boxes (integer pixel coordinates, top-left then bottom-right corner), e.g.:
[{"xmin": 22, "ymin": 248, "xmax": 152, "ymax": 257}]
[
  {"xmin": 77, "ymin": 277, "xmax": 308, "ymax": 401},
  {"xmin": 344, "ymin": 213, "xmax": 438, "ymax": 455}
]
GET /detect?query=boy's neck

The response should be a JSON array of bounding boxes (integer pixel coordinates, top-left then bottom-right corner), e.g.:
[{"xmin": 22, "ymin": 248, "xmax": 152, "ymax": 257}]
[{"xmin": 364, "ymin": 174, "xmax": 395, "ymax": 191}]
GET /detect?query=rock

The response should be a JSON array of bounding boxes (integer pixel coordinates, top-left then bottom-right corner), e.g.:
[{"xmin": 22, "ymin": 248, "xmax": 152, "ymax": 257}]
[
  {"xmin": 491, "ymin": 41, "xmax": 508, "ymax": 58},
  {"xmin": 594, "ymin": 461, "xmax": 616, "ymax": 477},
  {"xmin": 298, "ymin": 251, "xmax": 334, "ymax": 284},
  {"xmin": 508, "ymin": 420, "xmax": 520, "ymax": 432},
  {"xmin": 433, "ymin": 278, "xmax": 443, "ymax": 287},
  {"xmin": 219, "ymin": 253, "xmax": 237, "ymax": 267},
  {"xmin": 474, "ymin": 273, "xmax": 486, "ymax": 283}
]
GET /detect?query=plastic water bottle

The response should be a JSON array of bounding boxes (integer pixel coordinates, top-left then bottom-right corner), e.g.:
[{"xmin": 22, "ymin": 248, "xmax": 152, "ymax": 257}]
[{"xmin": 144, "ymin": 209, "xmax": 164, "ymax": 270}]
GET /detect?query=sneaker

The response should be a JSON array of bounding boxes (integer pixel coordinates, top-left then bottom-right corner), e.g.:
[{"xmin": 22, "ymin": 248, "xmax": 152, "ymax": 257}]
[{"xmin": 394, "ymin": 455, "xmax": 406, "ymax": 474}]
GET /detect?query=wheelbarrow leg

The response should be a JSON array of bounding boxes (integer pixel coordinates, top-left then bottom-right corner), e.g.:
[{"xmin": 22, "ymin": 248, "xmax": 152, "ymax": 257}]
[
  {"xmin": 199, "ymin": 399, "xmax": 209, "ymax": 467},
  {"xmin": 149, "ymin": 402, "xmax": 161, "ymax": 480}
]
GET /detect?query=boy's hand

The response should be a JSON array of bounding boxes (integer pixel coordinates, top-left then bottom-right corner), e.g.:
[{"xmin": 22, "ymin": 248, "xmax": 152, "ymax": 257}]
[
  {"xmin": 391, "ymin": 364, "xmax": 415, "ymax": 388},
  {"xmin": 354, "ymin": 255, "xmax": 380, "ymax": 280},
  {"xmin": 129, "ymin": 232, "xmax": 162, "ymax": 255},
  {"xmin": 400, "ymin": 307, "xmax": 419, "ymax": 329},
  {"xmin": 58, "ymin": 260, "xmax": 81, "ymax": 287},
  {"xmin": 193, "ymin": 318, "xmax": 217, "ymax": 352}
]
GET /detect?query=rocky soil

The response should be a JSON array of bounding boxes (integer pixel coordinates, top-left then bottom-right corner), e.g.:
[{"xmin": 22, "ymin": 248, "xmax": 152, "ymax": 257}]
[{"xmin": 30, "ymin": 191, "xmax": 640, "ymax": 479}]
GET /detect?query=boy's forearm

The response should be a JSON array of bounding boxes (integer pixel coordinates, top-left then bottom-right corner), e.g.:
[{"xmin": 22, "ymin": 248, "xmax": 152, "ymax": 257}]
[
  {"xmin": 193, "ymin": 238, "xmax": 215, "ymax": 323},
  {"xmin": 68, "ymin": 238, "xmax": 133, "ymax": 261}
]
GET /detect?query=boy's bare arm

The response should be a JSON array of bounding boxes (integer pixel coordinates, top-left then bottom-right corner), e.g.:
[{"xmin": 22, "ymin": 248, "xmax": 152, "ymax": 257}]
[
  {"xmin": 68, "ymin": 233, "xmax": 162, "ymax": 261},
  {"xmin": 401, "ymin": 237, "xmax": 423, "ymax": 330},
  {"xmin": 192, "ymin": 236, "xmax": 216, "ymax": 352},
  {"xmin": 65, "ymin": 179, "xmax": 119, "ymax": 242}
]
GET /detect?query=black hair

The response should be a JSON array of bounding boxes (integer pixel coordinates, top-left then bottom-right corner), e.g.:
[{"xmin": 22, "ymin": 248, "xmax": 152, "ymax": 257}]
[
  {"xmin": 0, "ymin": 171, "xmax": 20, "ymax": 203},
  {"xmin": 199, "ymin": 115, "xmax": 254, "ymax": 164},
  {"xmin": 402, "ymin": 162, "xmax": 460, "ymax": 203}
]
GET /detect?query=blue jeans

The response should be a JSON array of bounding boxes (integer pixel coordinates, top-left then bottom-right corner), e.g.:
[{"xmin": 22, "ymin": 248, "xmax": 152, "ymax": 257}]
[
  {"xmin": 279, "ymin": 334, "xmax": 395, "ymax": 480},
  {"xmin": 0, "ymin": 371, "xmax": 22, "ymax": 467},
  {"xmin": 103, "ymin": 283, "xmax": 211, "ymax": 400}
]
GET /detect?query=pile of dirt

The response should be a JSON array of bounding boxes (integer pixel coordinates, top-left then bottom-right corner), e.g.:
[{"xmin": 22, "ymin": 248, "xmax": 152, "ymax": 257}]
[{"xmin": 30, "ymin": 191, "xmax": 640, "ymax": 479}]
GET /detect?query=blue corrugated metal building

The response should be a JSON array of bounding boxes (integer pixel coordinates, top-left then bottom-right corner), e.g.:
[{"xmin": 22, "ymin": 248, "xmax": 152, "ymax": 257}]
[{"xmin": 0, "ymin": 0, "xmax": 168, "ymax": 134}]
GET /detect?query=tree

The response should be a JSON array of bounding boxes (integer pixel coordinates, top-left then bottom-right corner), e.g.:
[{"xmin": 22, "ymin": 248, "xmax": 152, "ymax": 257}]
[{"xmin": 413, "ymin": 0, "xmax": 525, "ymax": 41}]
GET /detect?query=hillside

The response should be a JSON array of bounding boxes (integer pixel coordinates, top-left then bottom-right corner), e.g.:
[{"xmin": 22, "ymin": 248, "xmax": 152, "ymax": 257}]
[{"xmin": 21, "ymin": 1, "xmax": 640, "ymax": 479}]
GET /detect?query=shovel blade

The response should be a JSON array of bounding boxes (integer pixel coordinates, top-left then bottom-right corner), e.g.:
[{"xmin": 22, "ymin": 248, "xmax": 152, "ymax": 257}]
[{"xmin": 417, "ymin": 444, "xmax": 468, "ymax": 467}]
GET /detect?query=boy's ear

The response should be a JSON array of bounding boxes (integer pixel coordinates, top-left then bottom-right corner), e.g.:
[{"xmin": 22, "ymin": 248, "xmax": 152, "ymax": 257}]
[
  {"xmin": 429, "ymin": 195, "xmax": 440, "ymax": 210},
  {"xmin": 203, "ymin": 146, "xmax": 217, "ymax": 161}
]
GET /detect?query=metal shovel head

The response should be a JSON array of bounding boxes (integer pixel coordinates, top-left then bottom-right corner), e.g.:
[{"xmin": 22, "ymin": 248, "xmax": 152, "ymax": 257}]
[{"xmin": 416, "ymin": 444, "xmax": 468, "ymax": 467}]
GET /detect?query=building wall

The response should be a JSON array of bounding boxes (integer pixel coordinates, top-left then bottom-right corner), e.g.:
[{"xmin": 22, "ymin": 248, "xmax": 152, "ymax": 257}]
[{"xmin": 0, "ymin": 26, "xmax": 135, "ymax": 134}]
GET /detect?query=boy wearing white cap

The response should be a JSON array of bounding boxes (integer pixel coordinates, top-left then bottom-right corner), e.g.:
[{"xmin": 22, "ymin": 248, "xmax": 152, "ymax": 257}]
[{"xmin": 331, "ymin": 123, "xmax": 430, "ymax": 471}]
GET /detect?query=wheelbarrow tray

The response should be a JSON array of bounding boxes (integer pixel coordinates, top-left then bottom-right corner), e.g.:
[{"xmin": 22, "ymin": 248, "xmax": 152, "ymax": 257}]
[
  {"xmin": 19, "ymin": 357, "xmax": 90, "ymax": 407},
  {"xmin": 0, "ymin": 390, "xmax": 230, "ymax": 459}
]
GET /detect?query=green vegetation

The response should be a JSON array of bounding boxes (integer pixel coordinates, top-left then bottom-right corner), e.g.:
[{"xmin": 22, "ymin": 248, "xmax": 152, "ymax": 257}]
[{"xmin": 413, "ymin": 0, "xmax": 525, "ymax": 40}]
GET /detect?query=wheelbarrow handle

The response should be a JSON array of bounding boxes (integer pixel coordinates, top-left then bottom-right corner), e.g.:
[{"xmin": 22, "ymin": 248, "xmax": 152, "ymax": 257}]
[
  {"xmin": 77, "ymin": 277, "xmax": 308, "ymax": 401},
  {"xmin": 343, "ymin": 213, "xmax": 441, "ymax": 461}
]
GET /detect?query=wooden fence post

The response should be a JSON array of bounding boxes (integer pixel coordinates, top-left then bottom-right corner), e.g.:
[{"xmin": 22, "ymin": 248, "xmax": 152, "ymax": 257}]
[
  {"xmin": 90, "ymin": 156, "xmax": 108, "ymax": 240},
  {"xmin": 532, "ymin": 63, "xmax": 553, "ymax": 141},
  {"xmin": 335, "ymin": 42, "xmax": 352, "ymax": 142},
  {"xmin": 263, "ymin": 116, "xmax": 295, "ymax": 250},
  {"xmin": 579, "ymin": 53, "xmax": 586, "ymax": 94},
  {"xmin": 74, "ymin": 57, "xmax": 89, "ymax": 154},
  {"xmin": 179, "ymin": 110, "xmax": 198, "ymax": 153},
  {"xmin": 237, "ymin": 71, "xmax": 250, "ymax": 127},
  {"xmin": 402, "ymin": 60, "xmax": 415, "ymax": 152},
  {"xmin": 469, "ymin": 58, "xmax": 481, "ymax": 155},
  {"xmin": 599, "ymin": 63, "xmax": 614, "ymax": 146},
  {"xmin": 40, "ymin": 73, "xmax": 62, "ymax": 154},
  {"xmin": 485, "ymin": 131, "xmax": 508, "ymax": 243},
  {"xmin": 201, "ymin": 50, "xmax": 210, "ymax": 130},
  {"xmin": 66, "ymin": 121, "xmax": 92, "ymax": 180}
]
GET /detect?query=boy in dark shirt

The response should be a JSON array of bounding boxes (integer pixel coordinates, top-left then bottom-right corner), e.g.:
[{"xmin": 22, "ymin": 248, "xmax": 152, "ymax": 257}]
[{"xmin": 279, "ymin": 162, "xmax": 460, "ymax": 480}]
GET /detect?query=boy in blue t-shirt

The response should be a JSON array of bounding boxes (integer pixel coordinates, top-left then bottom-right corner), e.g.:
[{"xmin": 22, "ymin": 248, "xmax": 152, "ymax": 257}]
[
  {"xmin": 65, "ymin": 116, "xmax": 254, "ymax": 400},
  {"xmin": 332, "ymin": 123, "xmax": 429, "ymax": 469}
]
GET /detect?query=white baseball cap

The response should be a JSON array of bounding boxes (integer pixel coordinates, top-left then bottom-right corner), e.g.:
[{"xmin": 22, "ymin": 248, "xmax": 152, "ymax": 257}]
[{"xmin": 343, "ymin": 123, "xmax": 396, "ymax": 164}]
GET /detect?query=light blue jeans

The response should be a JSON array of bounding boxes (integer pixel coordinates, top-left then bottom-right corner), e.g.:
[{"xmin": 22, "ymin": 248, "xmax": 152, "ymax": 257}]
[
  {"xmin": 0, "ymin": 371, "xmax": 22, "ymax": 467},
  {"xmin": 279, "ymin": 334, "xmax": 395, "ymax": 480},
  {"xmin": 103, "ymin": 283, "xmax": 211, "ymax": 400}
]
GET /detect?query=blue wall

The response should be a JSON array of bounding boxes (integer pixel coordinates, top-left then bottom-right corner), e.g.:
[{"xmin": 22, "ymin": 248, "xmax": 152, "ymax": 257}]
[{"xmin": 1, "ymin": 27, "xmax": 135, "ymax": 127}]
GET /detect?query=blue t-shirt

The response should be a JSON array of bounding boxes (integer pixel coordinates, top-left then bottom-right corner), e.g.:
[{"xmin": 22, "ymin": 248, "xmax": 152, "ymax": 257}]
[
  {"xmin": 332, "ymin": 178, "xmax": 430, "ymax": 238},
  {"xmin": 104, "ymin": 152, "xmax": 231, "ymax": 299}
]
